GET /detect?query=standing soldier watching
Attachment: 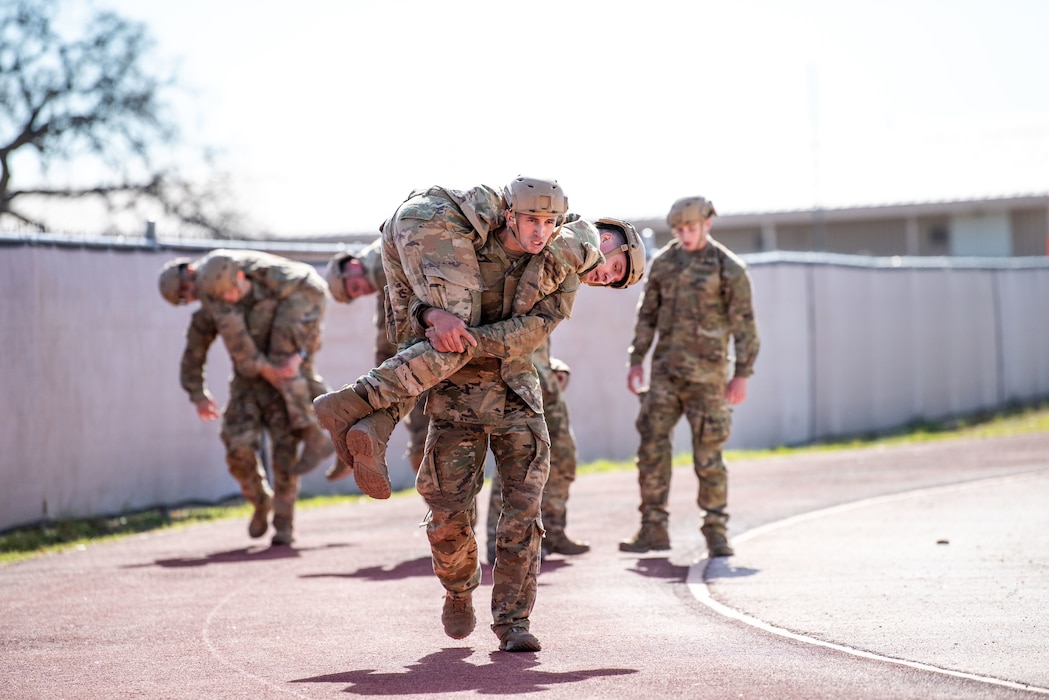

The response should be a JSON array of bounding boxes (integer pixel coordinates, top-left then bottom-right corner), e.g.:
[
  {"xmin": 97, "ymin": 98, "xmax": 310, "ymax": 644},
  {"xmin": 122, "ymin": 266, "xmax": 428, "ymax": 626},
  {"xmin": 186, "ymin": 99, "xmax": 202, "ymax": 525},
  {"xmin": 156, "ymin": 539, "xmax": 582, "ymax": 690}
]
[{"xmin": 620, "ymin": 196, "xmax": 759, "ymax": 558}]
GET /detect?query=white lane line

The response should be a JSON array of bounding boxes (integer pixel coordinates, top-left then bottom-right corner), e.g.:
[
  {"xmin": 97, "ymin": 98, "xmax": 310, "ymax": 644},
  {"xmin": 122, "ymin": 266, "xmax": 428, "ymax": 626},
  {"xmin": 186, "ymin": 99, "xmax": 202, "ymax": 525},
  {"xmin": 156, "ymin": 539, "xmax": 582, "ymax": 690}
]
[
  {"xmin": 687, "ymin": 469, "xmax": 1049, "ymax": 696},
  {"xmin": 201, "ymin": 554, "xmax": 311, "ymax": 698}
]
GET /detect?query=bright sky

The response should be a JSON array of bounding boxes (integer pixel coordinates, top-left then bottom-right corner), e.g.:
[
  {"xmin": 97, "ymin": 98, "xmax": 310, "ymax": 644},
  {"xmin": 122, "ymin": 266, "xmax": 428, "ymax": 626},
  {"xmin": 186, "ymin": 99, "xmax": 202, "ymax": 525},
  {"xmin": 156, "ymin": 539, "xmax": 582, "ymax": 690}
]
[{"xmin": 60, "ymin": 0, "xmax": 1049, "ymax": 236}]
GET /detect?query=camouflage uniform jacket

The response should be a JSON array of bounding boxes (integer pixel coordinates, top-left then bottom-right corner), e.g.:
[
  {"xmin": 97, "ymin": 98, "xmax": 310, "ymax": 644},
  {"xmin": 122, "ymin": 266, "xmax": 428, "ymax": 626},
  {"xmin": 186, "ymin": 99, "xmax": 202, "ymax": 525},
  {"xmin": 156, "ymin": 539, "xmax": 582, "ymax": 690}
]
[
  {"xmin": 628, "ymin": 237, "xmax": 759, "ymax": 384},
  {"xmin": 179, "ymin": 291, "xmax": 274, "ymax": 403},
  {"xmin": 198, "ymin": 250, "xmax": 326, "ymax": 378},
  {"xmin": 532, "ymin": 336, "xmax": 569, "ymax": 394},
  {"xmin": 383, "ymin": 186, "xmax": 599, "ymax": 416},
  {"xmin": 422, "ymin": 231, "xmax": 580, "ymax": 421},
  {"xmin": 383, "ymin": 185, "xmax": 602, "ymax": 344}
]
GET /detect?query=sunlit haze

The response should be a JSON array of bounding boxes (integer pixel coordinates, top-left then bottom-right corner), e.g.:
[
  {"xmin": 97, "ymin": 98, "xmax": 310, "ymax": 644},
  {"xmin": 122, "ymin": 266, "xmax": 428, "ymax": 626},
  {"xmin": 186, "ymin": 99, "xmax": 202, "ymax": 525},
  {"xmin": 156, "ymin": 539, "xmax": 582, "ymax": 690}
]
[{"xmin": 39, "ymin": 0, "xmax": 1049, "ymax": 236}]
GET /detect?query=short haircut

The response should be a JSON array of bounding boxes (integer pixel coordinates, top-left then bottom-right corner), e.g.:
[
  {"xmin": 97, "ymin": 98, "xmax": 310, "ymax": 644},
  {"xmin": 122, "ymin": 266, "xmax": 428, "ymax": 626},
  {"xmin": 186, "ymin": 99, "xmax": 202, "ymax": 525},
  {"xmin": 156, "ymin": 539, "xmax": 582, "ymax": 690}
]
[{"xmin": 595, "ymin": 222, "xmax": 627, "ymax": 248}]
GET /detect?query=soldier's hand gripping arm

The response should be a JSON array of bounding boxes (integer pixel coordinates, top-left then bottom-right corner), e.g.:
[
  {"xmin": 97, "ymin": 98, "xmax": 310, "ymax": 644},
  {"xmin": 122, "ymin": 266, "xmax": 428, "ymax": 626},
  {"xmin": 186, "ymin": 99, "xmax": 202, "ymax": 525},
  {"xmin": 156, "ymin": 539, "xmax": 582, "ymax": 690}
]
[
  {"xmin": 208, "ymin": 300, "xmax": 298, "ymax": 387},
  {"xmin": 422, "ymin": 308, "xmax": 479, "ymax": 353},
  {"xmin": 470, "ymin": 271, "xmax": 579, "ymax": 358}
]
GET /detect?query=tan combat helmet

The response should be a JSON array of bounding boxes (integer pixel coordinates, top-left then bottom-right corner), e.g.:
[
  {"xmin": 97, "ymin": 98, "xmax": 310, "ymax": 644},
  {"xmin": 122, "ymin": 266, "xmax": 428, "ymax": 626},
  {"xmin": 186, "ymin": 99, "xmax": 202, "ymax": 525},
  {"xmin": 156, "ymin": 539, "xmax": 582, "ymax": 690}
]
[
  {"xmin": 324, "ymin": 252, "xmax": 356, "ymax": 303},
  {"xmin": 503, "ymin": 176, "xmax": 569, "ymax": 218},
  {"xmin": 158, "ymin": 257, "xmax": 192, "ymax": 305},
  {"xmin": 195, "ymin": 253, "xmax": 241, "ymax": 297},
  {"xmin": 594, "ymin": 217, "xmax": 647, "ymax": 288},
  {"xmin": 666, "ymin": 196, "xmax": 717, "ymax": 229}
]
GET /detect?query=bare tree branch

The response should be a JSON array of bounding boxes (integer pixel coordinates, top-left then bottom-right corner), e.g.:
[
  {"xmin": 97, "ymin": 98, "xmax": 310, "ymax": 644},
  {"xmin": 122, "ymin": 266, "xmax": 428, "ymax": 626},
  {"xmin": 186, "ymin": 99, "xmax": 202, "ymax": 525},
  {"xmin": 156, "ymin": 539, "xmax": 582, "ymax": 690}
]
[{"xmin": 0, "ymin": 0, "xmax": 244, "ymax": 238}]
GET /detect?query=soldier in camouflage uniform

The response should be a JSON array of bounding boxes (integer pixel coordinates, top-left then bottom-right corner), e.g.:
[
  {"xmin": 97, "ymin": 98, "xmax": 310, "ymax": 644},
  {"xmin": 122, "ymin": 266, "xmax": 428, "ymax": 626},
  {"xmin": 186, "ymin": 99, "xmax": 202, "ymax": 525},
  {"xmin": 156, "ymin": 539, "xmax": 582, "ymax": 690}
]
[
  {"xmin": 316, "ymin": 202, "xmax": 640, "ymax": 502},
  {"xmin": 193, "ymin": 250, "xmax": 335, "ymax": 478},
  {"xmin": 323, "ymin": 240, "xmax": 430, "ymax": 481},
  {"xmin": 158, "ymin": 256, "xmax": 315, "ymax": 545},
  {"xmin": 486, "ymin": 337, "xmax": 588, "ymax": 563},
  {"xmin": 314, "ymin": 177, "xmax": 646, "ymax": 653},
  {"xmin": 620, "ymin": 196, "xmax": 759, "ymax": 559}
]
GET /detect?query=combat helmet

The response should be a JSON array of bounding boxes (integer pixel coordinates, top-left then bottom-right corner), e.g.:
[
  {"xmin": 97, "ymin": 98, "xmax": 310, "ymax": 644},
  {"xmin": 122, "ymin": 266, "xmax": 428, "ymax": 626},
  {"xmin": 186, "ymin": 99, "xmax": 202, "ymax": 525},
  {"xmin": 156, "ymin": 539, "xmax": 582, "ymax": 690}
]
[
  {"xmin": 666, "ymin": 196, "xmax": 717, "ymax": 229},
  {"xmin": 324, "ymin": 251, "xmax": 356, "ymax": 303},
  {"xmin": 158, "ymin": 257, "xmax": 192, "ymax": 305},
  {"xmin": 503, "ymin": 176, "xmax": 569, "ymax": 219},
  {"xmin": 195, "ymin": 252, "xmax": 241, "ymax": 297},
  {"xmin": 594, "ymin": 217, "xmax": 646, "ymax": 288}
]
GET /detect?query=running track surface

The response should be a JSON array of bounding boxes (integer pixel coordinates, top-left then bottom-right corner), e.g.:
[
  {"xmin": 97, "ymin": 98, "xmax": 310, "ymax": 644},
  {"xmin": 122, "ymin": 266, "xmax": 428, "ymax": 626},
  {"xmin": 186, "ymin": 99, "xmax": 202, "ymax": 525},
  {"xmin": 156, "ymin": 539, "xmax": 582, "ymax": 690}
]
[{"xmin": 4, "ymin": 432, "xmax": 1048, "ymax": 699}]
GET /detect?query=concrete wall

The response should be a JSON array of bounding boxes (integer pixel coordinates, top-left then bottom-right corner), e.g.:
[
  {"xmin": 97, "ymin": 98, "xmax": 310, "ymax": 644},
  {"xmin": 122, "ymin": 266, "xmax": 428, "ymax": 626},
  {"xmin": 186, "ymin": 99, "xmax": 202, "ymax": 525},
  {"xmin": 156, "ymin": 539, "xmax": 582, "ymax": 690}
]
[{"xmin": 2, "ymin": 244, "xmax": 1048, "ymax": 531}]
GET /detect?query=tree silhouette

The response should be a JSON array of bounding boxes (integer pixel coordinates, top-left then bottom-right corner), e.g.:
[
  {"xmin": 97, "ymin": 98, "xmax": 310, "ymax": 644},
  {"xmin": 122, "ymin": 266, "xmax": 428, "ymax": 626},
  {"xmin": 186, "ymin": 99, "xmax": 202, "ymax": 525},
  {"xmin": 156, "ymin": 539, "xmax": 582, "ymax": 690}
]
[{"xmin": 0, "ymin": 0, "xmax": 243, "ymax": 238}]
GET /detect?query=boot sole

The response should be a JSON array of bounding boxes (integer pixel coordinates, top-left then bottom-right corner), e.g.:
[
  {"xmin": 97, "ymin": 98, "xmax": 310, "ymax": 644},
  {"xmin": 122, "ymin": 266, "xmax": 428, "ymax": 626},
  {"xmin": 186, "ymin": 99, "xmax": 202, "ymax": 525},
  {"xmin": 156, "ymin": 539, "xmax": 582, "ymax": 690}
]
[
  {"xmin": 346, "ymin": 429, "xmax": 392, "ymax": 499},
  {"xmin": 618, "ymin": 542, "xmax": 671, "ymax": 553},
  {"xmin": 500, "ymin": 634, "xmax": 542, "ymax": 652},
  {"xmin": 442, "ymin": 616, "xmax": 476, "ymax": 640},
  {"xmin": 442, "ymin": 595, "xmax": 476, "ymax": 639}
]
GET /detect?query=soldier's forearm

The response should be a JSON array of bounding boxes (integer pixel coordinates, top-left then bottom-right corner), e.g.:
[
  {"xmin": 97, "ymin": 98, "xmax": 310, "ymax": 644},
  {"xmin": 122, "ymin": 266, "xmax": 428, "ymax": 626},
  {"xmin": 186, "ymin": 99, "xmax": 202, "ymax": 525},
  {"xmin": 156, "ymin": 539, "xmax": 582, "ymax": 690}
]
[{"xmin": 470, "ymin": 315, "xmax": 551, "ymax": 359}]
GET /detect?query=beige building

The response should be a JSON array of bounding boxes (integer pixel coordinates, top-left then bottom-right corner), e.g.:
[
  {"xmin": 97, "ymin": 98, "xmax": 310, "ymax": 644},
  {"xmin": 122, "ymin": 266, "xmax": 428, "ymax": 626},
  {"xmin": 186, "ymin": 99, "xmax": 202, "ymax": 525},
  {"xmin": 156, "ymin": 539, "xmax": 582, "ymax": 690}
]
[{"xmin": 632, "ymin": 193, "xmax": 1049, "ymax": 258}]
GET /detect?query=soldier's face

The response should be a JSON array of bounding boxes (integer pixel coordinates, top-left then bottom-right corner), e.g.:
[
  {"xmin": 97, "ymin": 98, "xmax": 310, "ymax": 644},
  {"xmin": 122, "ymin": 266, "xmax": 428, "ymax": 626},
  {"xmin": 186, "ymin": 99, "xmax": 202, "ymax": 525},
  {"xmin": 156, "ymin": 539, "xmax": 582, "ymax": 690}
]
[
  {"xmin": 673, "ymin": 218, "xmax": 712, "ymax": 252},
  {"xmin": 583, "ymin": 247, "xmax": 626, "ymax": 286},
  {"xmin": 178, "ymin": 274, "xmax": 198, "ymax": 304},
  {"xmin": 342, "ymin": 275, "xmax": 374, "ymax": 300},
  {"xmin": 508, "ymin": 210, "xmax": 559, "ymax": 254},
  {"xmin": 341, "ymin": 259, "xmax": 375, "ymax": 300}
]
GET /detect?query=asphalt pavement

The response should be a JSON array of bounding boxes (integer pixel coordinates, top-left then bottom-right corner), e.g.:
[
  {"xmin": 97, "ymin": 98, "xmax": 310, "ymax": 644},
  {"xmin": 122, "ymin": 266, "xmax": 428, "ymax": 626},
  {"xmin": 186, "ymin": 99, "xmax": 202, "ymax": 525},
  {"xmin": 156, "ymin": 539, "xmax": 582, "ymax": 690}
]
[{"xmin": 2, "ymin": 432, "xmax": 1047, "ymax": 699}]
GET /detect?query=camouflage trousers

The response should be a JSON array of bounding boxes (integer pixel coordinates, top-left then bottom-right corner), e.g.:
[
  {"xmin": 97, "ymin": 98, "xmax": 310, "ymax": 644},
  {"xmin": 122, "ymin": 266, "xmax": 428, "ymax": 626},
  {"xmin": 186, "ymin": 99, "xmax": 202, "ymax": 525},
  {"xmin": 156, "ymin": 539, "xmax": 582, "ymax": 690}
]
[
  {"xmin": 270, "ymin": 284, "xmax": 330, "ymax": 431},
  {"xmin": 416, "ymin": 409, "xmax": 550, "ymax": 639},
  {"xmin": 404, "ymin": 396, "xmax": 430, "ymax": 472},
  {"xmin": 355, "ymin": 318, "xmax": 543, "ymax": 412},
  {"xmin": 376, "ymin": 332, "xmax": 430, "ymax": 473},
  {"xmin": 221, "ymin": 376, "xmax": 301, "ymax": 525},
  {"xmin": 487, "ymin": 385, "xmax": 577, "ymax": 543},
  {"xmin": 635, "ymin": 375, "xmax": 732, "ymax": 533}
]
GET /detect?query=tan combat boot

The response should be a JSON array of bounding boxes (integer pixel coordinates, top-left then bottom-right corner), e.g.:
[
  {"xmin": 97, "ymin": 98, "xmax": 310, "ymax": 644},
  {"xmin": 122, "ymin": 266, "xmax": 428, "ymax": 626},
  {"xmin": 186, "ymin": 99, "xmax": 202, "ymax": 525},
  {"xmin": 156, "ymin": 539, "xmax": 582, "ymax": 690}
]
[
  {"xmin": 345, "ymin": 410, "xmax": 397, "ymax": 499},
  {"xmin": 313, "ymin": 386, "xmax": 375, "ymax": 469},
  {"xmin": 248, "ymin": 494, "xmax": 272, "ymax": 539},
  {"xmin": 499, "ymin": 626, "xmax": 541, "ymax": 652},
  {"xmin": 441, "ymin": 591, "xmax": 476, "ymax": 640},
  {"xmin": 542, "ymin": 531, "xmax": 591, "ymax": 557},
  {"xmin": 618, "ymin": 523, "xmax": 670, "ymax": 553},
  {"xmin": 271, "ymin": 515, "xmax": 294, "ymax": 546},
  {"xmin": 702, "ymin": 524, "xmax": 734, "ymax": 557},
  {"xmin": 325, "ymin": 457, "xmax": 353, "ymax": 482},
  {"xmin": 288, "ymin": 423, "xmax": 336, "ymax": 475}
]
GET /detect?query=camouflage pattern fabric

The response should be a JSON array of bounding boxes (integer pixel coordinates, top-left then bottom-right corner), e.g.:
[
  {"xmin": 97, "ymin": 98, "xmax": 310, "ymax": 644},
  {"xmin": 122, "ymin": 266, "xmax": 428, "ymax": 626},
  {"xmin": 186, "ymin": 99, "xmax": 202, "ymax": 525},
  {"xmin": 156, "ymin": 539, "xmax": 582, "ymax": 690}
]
[
  {"xmin": 628, "ymin": 237, "xmax": 759, "ymax": 380},
  {"xmin": 487, "ymin": 337, "xmax": 577, "ymax": 544},
  {"xmin": 627, "ymin": 236, "xmax": 759, "ymax": 536},
  {"xmin": 634, "ymin": 376, "xmax": 730, "ymax": 530},
  {"xmin": 377, "ymin": 188, "xmax": 581, "ymax": 639},
  {"xmin": 417, "ymin": 407, "xmax": 549, "ymax": 640},
  {"xmin": 198, "ymin": 250, "xmax": 331, "ymax": 431},
  {"xmin": 351, "ymin": 187, "xmax": 597, "ymax": 419},
  {"xmin": 354, "ymin": 314, "xmax": 562, "ymax": 414},
  {"xmin": 357, "ymin": 239, "xmax": 431, "ymax": 471},
  {"xmin": 177, "ymin": 288, "xmax": 301, "ymax": 520},
  {"xmin": 221, "ymin": 375, "xmax": 300, "ymax": 520}
]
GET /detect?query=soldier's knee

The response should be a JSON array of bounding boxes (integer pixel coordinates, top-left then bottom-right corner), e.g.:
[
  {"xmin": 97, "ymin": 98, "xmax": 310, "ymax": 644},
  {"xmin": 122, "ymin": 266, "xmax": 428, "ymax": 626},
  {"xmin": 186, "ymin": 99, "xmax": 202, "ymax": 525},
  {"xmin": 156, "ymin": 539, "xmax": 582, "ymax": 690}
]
[
  {"xmin": 695, "ymin": 449, "xmax": 726, "ymax": 475},
  {"xmin": 226, "ymin": 448, "xmax": 258, "ymax": 479}
]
